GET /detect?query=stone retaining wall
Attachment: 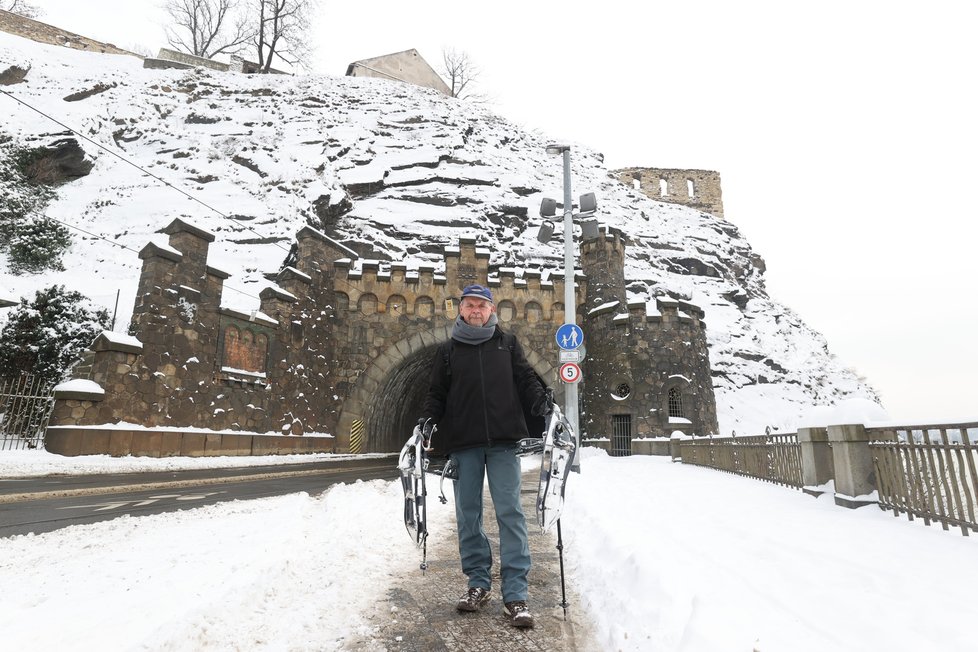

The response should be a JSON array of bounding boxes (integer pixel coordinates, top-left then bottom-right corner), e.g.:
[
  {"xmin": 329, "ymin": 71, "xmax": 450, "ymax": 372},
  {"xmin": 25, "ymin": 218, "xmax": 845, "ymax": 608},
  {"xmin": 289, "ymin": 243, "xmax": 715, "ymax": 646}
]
[{"xmin": 45, "ymin": 426, "xmax": 335, "ymax": 457}]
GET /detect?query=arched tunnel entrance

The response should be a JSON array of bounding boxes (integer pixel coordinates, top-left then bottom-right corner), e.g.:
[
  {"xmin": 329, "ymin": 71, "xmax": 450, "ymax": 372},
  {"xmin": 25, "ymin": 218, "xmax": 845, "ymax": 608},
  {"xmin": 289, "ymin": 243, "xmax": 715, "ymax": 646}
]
[
  {"xmin": 362, "ymin": 344, "xmax": 440, "ymax": 454},
  {"xmin": 352, "ymin": 337, "xmax": 559, "ymax": 454}
]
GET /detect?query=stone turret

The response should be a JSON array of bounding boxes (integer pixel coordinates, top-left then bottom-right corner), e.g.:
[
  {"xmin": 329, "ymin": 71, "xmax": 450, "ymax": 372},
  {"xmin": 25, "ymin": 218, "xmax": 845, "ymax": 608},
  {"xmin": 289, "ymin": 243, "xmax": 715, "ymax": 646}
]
[{"xmin": 580, "ymin": 226, "xmax": 628, "ymax": 309}]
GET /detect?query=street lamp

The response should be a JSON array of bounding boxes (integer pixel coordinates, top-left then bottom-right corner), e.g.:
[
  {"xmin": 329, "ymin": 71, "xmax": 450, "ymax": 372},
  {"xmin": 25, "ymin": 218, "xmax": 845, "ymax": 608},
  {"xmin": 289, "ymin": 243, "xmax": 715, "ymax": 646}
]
[{"xmin": 537, "ymin": 144, "xmax": 597, "ymax": 471}]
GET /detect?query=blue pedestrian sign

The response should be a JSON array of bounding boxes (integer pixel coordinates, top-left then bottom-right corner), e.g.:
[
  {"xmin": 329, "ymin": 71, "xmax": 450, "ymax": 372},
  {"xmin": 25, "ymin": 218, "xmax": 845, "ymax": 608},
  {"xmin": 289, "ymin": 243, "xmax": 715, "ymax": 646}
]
[{"xmin": 555, "ymin": 323, "xmax": 584, "ymax": 350}]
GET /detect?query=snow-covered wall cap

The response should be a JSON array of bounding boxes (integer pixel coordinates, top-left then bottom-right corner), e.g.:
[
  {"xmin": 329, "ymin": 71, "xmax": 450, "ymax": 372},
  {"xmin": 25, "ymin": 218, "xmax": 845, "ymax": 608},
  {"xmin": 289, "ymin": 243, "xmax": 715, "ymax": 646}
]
[
  {"xmin": 443, "ymin": 245, "xmax": 461, "ymax": 255},
  {"xmin": 296, "ymin": 225, "xmax": 360, "ymax": 259},
  {"xmin": 139, "ymin": 240, "xmax": 183, "ymax": 263},
  {"xmin": 93, "ymin": 331, "xmax": 143, "ymax": 354},
  {"xmin": 53, "ymin": 379, "xmax": 105, "ymax": 401},
  {"xmin": 475, "ymin": 247, "xmax": 491, "ymax": 257},
  {"xmin": 259, "ymin": 285, "xmax": 297, "ymax": 303},
  {"xmin": 277, "ymin": 266, "xmax": 312, "ymax": 283},
  {"xmin": 206, "ymin": 265, "xmax": 230, "ymax": 280},
  {"xmin": 161, "ymin": 217, "xmax": 216, "ymax": 243},
  {"xmin": 612, "ymin": 313, "xmax": 630, "ymax": 323},
  {"xmin": 588, "ymin": 300, "xmax": 620, "ymax": 316},
  {"xmin": 219, "ymin": 306, "xmax": 280, "ymax": 327},
  {"xmin": 669, "ymin": 374, "xmax": 692, "ymax": 384}
]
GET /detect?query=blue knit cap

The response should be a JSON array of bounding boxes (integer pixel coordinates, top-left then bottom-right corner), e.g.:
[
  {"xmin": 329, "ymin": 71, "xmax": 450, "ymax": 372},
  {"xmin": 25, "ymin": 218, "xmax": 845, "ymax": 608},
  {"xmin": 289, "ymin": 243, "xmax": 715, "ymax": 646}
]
[{"xmin": 460, "ymin": 284, "xmax": 493, "ymax": 303}]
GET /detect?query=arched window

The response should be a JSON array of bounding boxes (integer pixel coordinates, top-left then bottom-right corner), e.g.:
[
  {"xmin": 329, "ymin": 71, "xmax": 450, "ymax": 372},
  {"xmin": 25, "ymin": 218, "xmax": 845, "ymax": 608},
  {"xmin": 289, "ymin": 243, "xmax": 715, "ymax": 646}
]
[
  {"xmin": 497, "ymin": 300, "xmax": 516, "ymax": 323},
  {"xmin": 552, "ymin": 302, "xmax": 564, "ymax": 322},
  {"xmin": 668, "ymin": 387, "xmax": 685, "ymax": 418},
  {"xmin": 525, "ymin": 301, "xmax": 543, "ymax": 323},
  {"xmin": 659, "ymin": 178, "xmax": 669, "ymax": 197},
  {"xmin": 358, "ymin": 293, "xmax": 378, "ymax": 315},
  {"xmin": 415, "ymin": 296, "xmax": 434, "ymax": 318},
  {"xmin": 387, "ymin": 294, "xmax": 406, "ymax": 315}
]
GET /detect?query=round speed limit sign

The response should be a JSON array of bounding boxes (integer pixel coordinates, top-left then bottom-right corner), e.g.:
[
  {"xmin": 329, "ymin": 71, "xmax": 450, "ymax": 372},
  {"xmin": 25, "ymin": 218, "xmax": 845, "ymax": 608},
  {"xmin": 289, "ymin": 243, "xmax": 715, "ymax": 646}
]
[{"xmin": 559, "ymin": 362, "xmax": 582, "ymax": 384}]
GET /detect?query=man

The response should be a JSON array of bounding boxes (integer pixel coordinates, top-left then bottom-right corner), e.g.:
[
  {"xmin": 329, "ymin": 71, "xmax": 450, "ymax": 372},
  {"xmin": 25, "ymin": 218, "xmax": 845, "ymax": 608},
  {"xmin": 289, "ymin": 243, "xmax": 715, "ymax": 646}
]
[{"xmin": 419, "ymin": 284, "xmax": 550, "ymax": 628}]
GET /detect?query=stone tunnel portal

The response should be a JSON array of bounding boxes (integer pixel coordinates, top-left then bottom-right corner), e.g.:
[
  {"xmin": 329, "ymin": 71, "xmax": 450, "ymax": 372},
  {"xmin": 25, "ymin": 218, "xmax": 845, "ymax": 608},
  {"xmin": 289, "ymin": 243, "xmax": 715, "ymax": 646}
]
[
  {"xmin": 365, "ymin": 345, "xmax": 440, "ymax": 454},
  {"xmin": 360, "ymin": 341, "xmax": 557, "ymax": 454}
]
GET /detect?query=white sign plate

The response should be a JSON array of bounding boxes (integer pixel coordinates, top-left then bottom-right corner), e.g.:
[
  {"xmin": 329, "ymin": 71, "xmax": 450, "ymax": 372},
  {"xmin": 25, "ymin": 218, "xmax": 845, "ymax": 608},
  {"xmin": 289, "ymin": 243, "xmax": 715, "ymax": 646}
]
[{"xmin": 559, "ymin": 350, "xmax": 582, "ymax": 363}]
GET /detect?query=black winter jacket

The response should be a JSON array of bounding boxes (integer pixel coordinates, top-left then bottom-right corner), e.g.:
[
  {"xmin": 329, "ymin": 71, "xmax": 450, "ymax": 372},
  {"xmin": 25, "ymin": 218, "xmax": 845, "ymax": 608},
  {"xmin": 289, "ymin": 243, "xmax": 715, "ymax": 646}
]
[{"xmin": 421, "ymin": 327, "xmax": 546, "ymax": 454}]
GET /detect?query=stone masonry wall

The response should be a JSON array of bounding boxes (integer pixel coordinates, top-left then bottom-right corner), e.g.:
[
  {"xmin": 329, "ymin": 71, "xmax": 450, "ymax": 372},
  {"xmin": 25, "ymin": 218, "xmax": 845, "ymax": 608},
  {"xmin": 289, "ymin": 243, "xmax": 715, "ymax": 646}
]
[
  {"xmin": 0, "ymin": 9, "xmax": 141, "ymax": 57},
  {"xmin": 614, "ymin": 167, "xmax": 724, "ymax": 218},
  {"xmin": 50, "ymin": 216, "xmax": 720, "ymax": 453}
]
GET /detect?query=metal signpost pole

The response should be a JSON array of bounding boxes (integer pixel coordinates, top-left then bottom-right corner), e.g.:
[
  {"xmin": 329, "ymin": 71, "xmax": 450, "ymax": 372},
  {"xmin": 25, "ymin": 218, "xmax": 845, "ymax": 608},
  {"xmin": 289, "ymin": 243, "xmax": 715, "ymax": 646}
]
[{"xmin": 559, "ymin": 148, "xmax": 582, "ymax": 471}]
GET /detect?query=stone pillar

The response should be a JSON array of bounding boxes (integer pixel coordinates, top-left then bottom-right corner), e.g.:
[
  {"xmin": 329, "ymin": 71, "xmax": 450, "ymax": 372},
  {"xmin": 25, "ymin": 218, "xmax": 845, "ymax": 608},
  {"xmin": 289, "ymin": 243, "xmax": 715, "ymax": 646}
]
[
  {"xmin": 826, "ymin": 424, "xmax": 877, "ymax": 508},
  {"xmin": 798, "ymin": 427, "xmax": 834, "ymax": 497}
]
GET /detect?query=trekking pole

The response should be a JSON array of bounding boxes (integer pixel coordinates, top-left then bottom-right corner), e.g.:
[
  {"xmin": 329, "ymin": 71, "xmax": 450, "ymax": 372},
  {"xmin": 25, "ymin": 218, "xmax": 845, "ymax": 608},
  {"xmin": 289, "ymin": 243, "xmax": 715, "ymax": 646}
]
[{"xmin": 556, "ymin": 518, "xmax": 569, "ymax": 620}]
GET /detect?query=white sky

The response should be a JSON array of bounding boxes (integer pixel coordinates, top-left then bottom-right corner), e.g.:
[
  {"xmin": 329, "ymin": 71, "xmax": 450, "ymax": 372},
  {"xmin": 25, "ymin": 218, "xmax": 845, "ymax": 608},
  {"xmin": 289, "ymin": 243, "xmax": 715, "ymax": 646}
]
[{"xmin": 23, "ymin": 0, "xmax": 978, "ymax": 422}]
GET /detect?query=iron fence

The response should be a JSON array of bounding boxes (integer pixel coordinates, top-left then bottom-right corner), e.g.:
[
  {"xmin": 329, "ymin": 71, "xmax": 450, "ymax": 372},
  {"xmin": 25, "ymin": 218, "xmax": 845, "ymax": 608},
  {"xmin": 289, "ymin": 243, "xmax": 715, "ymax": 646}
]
[
  {"xmin": 679, "ymin": 432, "xmax": 803, "ymax": 490},
  {"xmin": 869, "ymin": 423, "xmax": 978, "ymax": 536},
  {"xmin": 0, "ymin": 374, "xmax": 56, "ymax": 450}
]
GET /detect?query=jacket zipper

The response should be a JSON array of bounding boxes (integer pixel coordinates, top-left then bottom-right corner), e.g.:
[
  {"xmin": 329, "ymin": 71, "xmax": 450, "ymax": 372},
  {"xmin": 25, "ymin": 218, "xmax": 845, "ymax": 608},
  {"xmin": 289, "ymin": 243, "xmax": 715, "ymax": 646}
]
[{"xmin": 478, "ymin": 342, "xmax": 492, "ymax": 446}]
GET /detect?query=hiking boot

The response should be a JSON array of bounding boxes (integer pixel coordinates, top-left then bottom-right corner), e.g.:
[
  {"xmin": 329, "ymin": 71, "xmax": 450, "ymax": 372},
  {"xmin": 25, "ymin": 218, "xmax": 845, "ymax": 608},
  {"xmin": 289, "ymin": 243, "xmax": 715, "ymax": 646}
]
[
  {"xmin": 456, "ymin": 587, "xmax": 491, "ymax": 612},
  {"xmin": 504, "ymin": 600, "xmax": 534, "ymax": 628}
]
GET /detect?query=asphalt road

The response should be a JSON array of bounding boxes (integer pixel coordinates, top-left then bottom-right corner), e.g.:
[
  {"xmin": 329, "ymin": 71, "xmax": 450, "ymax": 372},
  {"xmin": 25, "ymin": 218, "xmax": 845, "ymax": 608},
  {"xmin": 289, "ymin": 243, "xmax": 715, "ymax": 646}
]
[{"xmin": 0, "ymin": 457, "xmax": 398, "ymax": 538}]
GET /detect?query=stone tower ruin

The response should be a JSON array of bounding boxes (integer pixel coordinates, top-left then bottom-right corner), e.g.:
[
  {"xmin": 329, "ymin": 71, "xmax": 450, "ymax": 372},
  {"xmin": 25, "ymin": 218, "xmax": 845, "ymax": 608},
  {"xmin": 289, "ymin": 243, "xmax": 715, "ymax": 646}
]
[{"xmin": 614, "ymin": 167, "xmax": 724, "ymax": 218}]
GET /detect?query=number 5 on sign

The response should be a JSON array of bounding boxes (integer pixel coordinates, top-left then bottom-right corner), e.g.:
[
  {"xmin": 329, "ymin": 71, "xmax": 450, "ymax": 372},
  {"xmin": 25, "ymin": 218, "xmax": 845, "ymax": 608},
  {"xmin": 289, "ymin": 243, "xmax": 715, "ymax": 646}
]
[{"xmin": 559, "ymin": 362, "xmax": 582, "ymax": 384}]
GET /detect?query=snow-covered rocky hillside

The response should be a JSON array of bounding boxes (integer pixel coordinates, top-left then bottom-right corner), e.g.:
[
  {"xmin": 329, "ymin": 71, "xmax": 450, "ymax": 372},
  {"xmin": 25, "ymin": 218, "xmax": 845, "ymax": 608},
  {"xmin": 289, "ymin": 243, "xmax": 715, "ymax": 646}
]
[{"xmin": 0, "ymin": 31, "xmax": 878, "ymax": 434}]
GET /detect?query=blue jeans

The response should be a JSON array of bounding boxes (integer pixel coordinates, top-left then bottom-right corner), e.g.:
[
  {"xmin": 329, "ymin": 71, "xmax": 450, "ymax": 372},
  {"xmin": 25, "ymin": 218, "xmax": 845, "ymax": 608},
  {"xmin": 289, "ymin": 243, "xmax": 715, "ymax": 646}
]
[{"xmin": 451, "ymin": 443, "xmax": 531, "ymax": 603}]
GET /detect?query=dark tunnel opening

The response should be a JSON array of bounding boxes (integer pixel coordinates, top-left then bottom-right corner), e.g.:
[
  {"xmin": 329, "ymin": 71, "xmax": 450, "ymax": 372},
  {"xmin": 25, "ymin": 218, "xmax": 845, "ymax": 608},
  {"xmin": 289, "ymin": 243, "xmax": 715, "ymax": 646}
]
[{"xmin": 363, "ymin": 344, "xmax": 440, "ymax": 454}]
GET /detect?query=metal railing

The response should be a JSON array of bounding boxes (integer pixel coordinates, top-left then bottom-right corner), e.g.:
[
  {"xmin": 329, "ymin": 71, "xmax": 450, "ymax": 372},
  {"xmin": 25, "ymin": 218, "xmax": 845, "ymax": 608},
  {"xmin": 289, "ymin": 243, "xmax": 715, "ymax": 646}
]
[
  {"xmin": 679, "ymin": 432, "xmax": 803, "ymax": 490},
  {"xmin": 869, "ymin": 423, "xmax": 978, "ymax": 536},
  {"xmin": 0, "ymin": 374, "xmax": 56, "ymax": 451}
]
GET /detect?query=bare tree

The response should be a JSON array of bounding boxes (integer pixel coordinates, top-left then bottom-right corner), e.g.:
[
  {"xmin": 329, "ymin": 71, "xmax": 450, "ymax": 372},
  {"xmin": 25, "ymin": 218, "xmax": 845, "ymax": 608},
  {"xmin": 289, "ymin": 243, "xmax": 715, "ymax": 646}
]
[
  {"xmin": 163, "ymin": 0, "xmax": 251, "ymax": 59},
  {"xmin": 1, "ymin": 0, "xmax": 43, "ymax": 19},
  {"xmin": 251, "ymin": 0, "xmax": 316, "ymax": 73},
  {"xmin": 441, "ymin": 48, "xmax": 482, "ymax": 100}
]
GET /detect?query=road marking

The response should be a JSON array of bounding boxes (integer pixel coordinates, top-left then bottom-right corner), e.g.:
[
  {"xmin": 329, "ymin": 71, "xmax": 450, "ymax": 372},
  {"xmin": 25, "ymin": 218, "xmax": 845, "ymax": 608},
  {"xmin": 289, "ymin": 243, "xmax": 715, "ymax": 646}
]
[{"xmin": 58, "ymin": 491, "xmax": 226, "ymax": 511}]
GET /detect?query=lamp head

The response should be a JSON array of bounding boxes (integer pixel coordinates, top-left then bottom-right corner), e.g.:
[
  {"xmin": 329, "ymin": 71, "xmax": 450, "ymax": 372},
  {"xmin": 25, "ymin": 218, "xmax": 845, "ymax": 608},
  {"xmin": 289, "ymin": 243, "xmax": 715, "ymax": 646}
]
[
  {"xmin": 579, "ymin": 192, "xmax": 597, "ymax": 214},
  {"xmin": 537, "ymin": 221, "xmax": 555, "ymax": 243},
  {"xmin": 545, "ymin": 144, "xmax": 569, "ymax": 155},
  {"xmin": 539, "ymin": 197, "xmax": 557, "ymax": 218}
]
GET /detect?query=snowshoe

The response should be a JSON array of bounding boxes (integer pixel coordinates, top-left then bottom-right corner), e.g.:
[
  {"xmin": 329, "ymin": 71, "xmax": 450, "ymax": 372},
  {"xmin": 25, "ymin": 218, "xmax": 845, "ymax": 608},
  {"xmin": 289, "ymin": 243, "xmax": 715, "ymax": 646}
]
[
  {"xmin": 536, "ymin": 400, "xmax": 577, "ymax": 533},
  {"xmin": 398, "ymin": 420, "xmax": 434, "ymax": 549}
]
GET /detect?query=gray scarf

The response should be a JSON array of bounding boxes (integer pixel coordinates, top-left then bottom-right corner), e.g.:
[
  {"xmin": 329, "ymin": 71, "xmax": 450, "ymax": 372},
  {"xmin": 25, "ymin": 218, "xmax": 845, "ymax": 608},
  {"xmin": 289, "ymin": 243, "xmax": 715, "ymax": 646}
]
[{"xmin": 451, "ymin": 313, "xmax": 498, "ymax": 345}]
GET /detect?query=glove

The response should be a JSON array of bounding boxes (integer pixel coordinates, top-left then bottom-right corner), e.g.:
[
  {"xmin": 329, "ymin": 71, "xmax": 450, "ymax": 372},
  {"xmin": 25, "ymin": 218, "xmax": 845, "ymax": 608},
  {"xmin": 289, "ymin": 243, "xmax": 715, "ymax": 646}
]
[
  {"xmin": 417, "ymin": 417, "xmax": 435, "ymax": 439},
  {"xmin": 531, "ymin": 392, "xmax": 553, "ymax": 417}
]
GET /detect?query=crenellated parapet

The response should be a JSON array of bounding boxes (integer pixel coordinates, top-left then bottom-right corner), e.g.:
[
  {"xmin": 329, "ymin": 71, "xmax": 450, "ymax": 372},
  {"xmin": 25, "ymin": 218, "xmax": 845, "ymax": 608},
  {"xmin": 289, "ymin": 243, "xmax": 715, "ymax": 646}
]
[{"xmin": 321, "ymin": 238, "xmax": 584, "ymax": 323}]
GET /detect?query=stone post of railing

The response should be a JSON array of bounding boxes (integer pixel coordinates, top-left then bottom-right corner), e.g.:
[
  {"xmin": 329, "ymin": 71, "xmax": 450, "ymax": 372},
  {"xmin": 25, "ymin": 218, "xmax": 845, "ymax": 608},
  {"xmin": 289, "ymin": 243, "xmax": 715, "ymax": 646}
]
[
  {"xmin": 826, "ymin": 424, "xmax": 877, "ymax": 508},
  {"xmin": 798, "ymin": 427, "xmax": 833, "ymax": 497}
]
